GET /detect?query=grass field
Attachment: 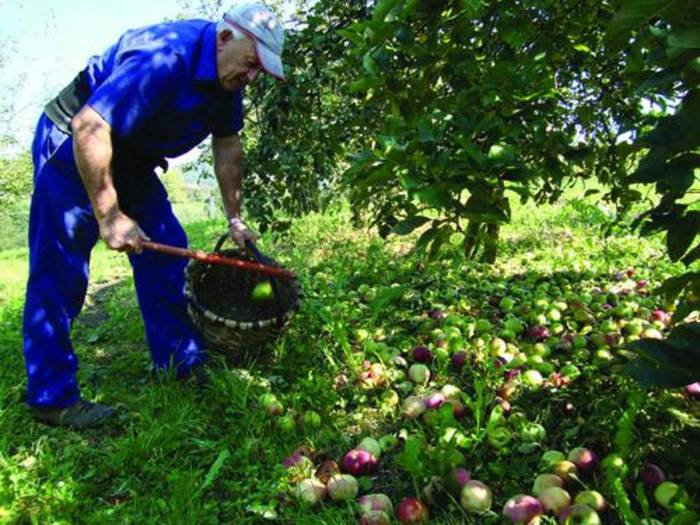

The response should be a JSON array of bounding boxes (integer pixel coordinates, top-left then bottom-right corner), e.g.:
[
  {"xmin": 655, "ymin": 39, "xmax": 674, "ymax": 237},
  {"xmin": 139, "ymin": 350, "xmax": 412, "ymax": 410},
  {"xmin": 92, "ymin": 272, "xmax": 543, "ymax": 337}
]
[{"xmin": 0, "ymin": 190, "xmax": 698, "ymax": 524}]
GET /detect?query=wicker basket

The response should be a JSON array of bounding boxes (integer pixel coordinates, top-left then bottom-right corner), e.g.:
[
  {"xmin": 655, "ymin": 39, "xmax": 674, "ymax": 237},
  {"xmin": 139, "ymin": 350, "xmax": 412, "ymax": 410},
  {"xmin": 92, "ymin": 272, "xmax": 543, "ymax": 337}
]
[{"xmin": 184, "ymin": 234, "xmax": 302, "ymax": 358}]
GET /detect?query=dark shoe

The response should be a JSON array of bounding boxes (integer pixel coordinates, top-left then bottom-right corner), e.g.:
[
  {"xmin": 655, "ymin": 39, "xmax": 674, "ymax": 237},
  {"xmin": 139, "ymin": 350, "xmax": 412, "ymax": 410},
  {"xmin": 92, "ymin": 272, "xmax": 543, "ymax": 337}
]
[
  {"xmin": 181, "ymin": 364, "xmax": 210, "ymax": 389},
  {"xmin": 31, "ymin": 399, "xmax": 116, "ymax": 429}
]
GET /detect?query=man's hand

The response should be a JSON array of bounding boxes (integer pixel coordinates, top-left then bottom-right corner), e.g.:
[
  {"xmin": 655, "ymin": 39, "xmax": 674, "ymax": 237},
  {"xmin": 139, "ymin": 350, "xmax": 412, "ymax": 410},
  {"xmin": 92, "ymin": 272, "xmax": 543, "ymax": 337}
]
[
  {"xmin": 99, "ymin": 211, "xmax": 150, "ymax": 254},
  {"xmin": 229, "ymin": 217, "xmax": 259, "ymax": 249},
  {"xmin": 72, "ymin": 106, "xmax": 149, "ymax": 255}
]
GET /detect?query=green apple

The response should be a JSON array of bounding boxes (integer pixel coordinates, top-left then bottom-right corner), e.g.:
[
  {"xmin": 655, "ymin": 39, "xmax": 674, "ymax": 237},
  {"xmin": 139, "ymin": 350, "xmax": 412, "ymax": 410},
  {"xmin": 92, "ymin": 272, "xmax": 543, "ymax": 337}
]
[
  {"xmin": 642, "ymin": 328, "xmax": 663, "ymax": 339},
  {"xmin": 551, "ymin": 460, "xmax": 578, "ymax": 483},
  {"xmin": 303, "ymin": 410, "xmax": 322, "ymax": 429},
  {"xmin": 574, "ymin": 490, "xmax": 606, "ymax": 512},
  {"xmin": 260, "ymin": 393, "xmax": 284, "ymax": 416},
  {"xmin": 358, "ymin": 437, "xmax": 382, "ymax": 458},
  {"xmin": 547, "ymin": 309, "xmax": 562, "ymax": 322},
  {"xmin": 522, "ymin": 369, "xmax": 544, "ymax": 387},
  {"xmin": 489, "ymin": 337, "xmax": 507, "ymax": 356},
  {"xmin": 532, "ymin": 473, "xmax": 564, "ymax": 497},
  {"xmin": 534, "ymin": 298, "xmax": 549, "ymax": 310},
  {"xmin": 654, "ymin": 481, "xmax": 689, "ymax": 511},
  {"xmin": 504, "ymin": 317, "xmax": 524, "ymax": 334},
  {"xmin": 380, "ymin": 389, "xmax": 400, "ymax": 407},
  {"xmin": 574, "ymin": 309, "xmax": 594, "ymax": 323},
  {"xmin": 593, "ymin": 349, "xmax": 614, "ymax": 366},
  {"xmin": 251, "ymin": 281, "xmax": 274, "ymax": 302},
  {"xmin": 475, "ymin": 319, "xmax": 492, "ymax": 334},
  {"xmin": 560, "ymin": 364, "xmax": 581, "ymax": 380},
  {"xmin": 408, "ymin": 364, "xmax": 430, "ymax": 384},
  {"xmin": 540, "ymin": 450, "xmax": 566, "ymax": 469},
  {"xmin": 487, "ymin": 426, "xmax": 511, "ymax": 449},
  {"xmin": 520, "ymin": 422, "xmax": 546, "ymax": 442},
  {"xmin": 500, "ymin": 329, "xmax": 516, "ymax": 341},
  {"xmin": 379, "ymin": 434, "xmax": 400, "ymax": 453},
  {"xmin": 602, "ymin": 454, "xmax": 628, "ymax": 477},
  {"xmin": 499, "ymin": 297, "xmax": 515, "ymax": 312},
  {"xmin": 508, "ymin": 352, "xmax": 528, "ymax": 368},
  {"xmin": 550, "ymin": 322, "xmax": 564, "ymax": 335},
  {"xmin": 531, "ymin": 342, "xmax": 550, "ymax": 358},
  {"xmin": 277, "ymin": 414, "xmax": 296, "ymax": 432},
  {"xmin": 560, "ymin": 504, "xmax": 601, "ymax": 524},
  {"xmin": 624, "ymin": 321, "xmax": 643, "ymax": 336},
  {"xmin": 573, "ymin": 335, "xmax": 588, "ymax": 349},
  {"xmin": 600, "ymin": 320, "xmax": 617, "ymax": 333}
]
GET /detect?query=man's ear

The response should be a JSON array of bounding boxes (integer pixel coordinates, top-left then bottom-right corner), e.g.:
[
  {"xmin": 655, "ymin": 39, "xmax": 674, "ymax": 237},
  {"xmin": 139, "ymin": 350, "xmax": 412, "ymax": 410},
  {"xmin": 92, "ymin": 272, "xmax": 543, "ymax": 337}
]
[{"xmin": 219, "ymin": 29, "xmax": 234, "ymax": 44}]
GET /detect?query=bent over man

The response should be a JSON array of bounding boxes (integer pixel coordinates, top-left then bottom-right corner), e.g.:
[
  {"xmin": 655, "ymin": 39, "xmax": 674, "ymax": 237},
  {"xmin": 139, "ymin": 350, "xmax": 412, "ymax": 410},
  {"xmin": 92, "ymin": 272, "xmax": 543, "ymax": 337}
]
[{"xmin": 23, "ymin": 2, "xmax": 285, "ymax": 428}]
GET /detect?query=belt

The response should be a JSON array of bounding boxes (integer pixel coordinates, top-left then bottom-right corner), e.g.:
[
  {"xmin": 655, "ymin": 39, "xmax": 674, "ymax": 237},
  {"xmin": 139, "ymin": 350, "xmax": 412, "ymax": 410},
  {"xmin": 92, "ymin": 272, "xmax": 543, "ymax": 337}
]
[
  {"xmin": 44, "ymin": 69, "xmax": 91, "ymax": 135},
  {"xmin": 44, "ymin": 70, "xmax": 169, "ymax": 173}
]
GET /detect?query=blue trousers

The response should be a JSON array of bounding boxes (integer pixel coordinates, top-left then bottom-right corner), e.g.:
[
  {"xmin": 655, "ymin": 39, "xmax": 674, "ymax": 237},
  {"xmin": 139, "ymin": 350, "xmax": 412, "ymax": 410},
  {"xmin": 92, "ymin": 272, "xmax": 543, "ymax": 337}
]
[{"xmin": 23, "ymin": 114, "xmax": 205, "ymax": 408}]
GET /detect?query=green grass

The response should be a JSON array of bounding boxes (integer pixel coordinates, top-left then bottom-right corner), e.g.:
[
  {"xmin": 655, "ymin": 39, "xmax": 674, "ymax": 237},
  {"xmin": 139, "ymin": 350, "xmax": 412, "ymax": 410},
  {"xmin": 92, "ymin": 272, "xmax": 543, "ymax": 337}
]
[{"xmin": 0, "ymin": 192, "xmax": 698, "ymax": 524}]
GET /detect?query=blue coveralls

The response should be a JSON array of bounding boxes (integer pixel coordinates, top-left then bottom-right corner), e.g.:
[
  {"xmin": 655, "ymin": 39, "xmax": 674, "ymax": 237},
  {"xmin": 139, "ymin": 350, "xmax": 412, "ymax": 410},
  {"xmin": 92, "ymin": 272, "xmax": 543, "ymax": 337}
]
[{"xmin": 23, "ymin": 20, "xmax": 244, "ymax": 408}]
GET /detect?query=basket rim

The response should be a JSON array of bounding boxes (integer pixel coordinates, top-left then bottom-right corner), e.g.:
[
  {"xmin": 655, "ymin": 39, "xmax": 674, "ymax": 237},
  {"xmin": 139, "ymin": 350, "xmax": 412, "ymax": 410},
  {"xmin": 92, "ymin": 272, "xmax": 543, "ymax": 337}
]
[{"xmin": 184, "ymin": 259, "xmax": 303, "ymax": 329}]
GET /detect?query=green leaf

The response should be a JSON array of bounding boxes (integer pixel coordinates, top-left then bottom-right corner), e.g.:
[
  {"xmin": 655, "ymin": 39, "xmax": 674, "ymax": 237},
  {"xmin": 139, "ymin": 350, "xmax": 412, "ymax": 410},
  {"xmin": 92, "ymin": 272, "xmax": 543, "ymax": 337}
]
[
  {"xmin": 428, "ymin": 225, "xmax": 453, "ymax": 261},
  {"xmin": 371, "ymin": 0, "xmax": 401, "ymax": 21},
  {"xmin": 357, "ymin": 476, "xmax": 374, "ymax": 492},
  {"xmin": 337, "ymin": 26, "xmax": 365, "ymax": 45},
  {"xmin": 391, "ymin": 215, "xmax": 431, "ymax": 235},
  {"xmin": 605, "ymin": 0, "xmax": 676, "ymax": 51},
  {"xmin": 394, "ymin": 436, "xmax": 425, "ymax": 479},
  {"xmin": 625, "ymin": 339, "xmax": 700, "ymax": 387},
  {"xmin": 349, "ymin": 76, "xmax": 382, "ymax": 93},
  {"xmin": 667, "ymin": 322, "xmax": 700, "ymax": 352},
  {"xmin": 681, "ymin": 243, "xmax": 700, "ymax": 266},
  {"xmin": 488, "ymin": 143, "xmax": 516, "ymax": 161},
  {"xmin": 564, "ymin": 146, "xmax": 593, "ymax": 162},
  {"xmin": 355, "ymin": 165, "xmax": 394, "ymax": 188},
  {"xmin": 643, "ymin": 91, "xmax": 700, "ymax": 150},
  {"xmin": 627, "ymin": 147, "xmax": 668, "ymax": 183},
  {"xmin": 669, "ymin": 511, "xmax": 700, "ymax": 525},
  {"xmin": 655, "ymin": 272, "xmax": 700, "ymax": 301},
  {"xmin": 635, "ymin": 482, "xmax": 653, "ymax": 518},
  {"xmin": 363, "ymin": 52, "xmax": 379, "ymax": 75},
  {"xmin": 573, "ymin": 44, "xmax": 592, "ymax": 53},
  {"xmin": 398, "ymin": 170, "xmax": 421, "ymax": 192},
  {"xmin": 672, "ymin": 298, "xmax": 700, "ymax": 324},
  {"xmin": 462, "ymin": 196, "xmax": 510, "ymax": 224},
  {"xmin": 414, "ymin": 187, "xmax": 455, "ymax": 210},
  {"xmin": 199, "ymin": 449, "xmax": 230, "ymax": 494},
  {"xmin": 415, "ymin": 225, "xmax": 438, "ymax": 254},
  {"xmin": 402, "ymin": 0, "xmax": 421, "ymax": 15},
  {"xmin": 667, "ymin": 211, "xmax": 700, "ymax": 261},
  {"xmin": 667, "ymin": 27, "xmax": 700, "ymax": 58}
]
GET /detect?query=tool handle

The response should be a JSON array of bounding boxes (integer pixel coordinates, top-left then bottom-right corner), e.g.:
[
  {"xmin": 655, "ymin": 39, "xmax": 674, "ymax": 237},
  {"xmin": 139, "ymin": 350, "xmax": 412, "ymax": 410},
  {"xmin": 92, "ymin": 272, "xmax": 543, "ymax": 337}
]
[{"xmin": 141, "ymin": 241, "xmax": 296, "ymax": 281}]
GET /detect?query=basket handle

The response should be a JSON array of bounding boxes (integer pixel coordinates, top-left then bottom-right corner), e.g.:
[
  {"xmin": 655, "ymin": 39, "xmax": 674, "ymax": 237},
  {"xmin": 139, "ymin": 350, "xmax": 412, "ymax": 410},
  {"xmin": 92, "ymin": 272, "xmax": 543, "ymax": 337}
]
[{"xmin": 215, "ymin": 233, "xmax": 285, "ymax": 328}]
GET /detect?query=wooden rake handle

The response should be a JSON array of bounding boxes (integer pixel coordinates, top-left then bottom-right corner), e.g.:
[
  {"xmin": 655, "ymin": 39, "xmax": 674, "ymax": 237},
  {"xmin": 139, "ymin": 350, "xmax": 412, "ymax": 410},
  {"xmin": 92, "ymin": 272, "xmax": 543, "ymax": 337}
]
[{"xmin": 141, "ymin": 240, "xmax": 297, "ymax": 281}]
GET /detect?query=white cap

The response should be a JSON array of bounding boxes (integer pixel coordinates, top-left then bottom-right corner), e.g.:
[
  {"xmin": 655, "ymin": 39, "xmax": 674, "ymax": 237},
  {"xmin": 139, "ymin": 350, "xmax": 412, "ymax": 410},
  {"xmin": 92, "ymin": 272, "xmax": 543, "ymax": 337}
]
[{"xmin": 223, "ymin": 2, "xmax": 285, "ymax": 80}]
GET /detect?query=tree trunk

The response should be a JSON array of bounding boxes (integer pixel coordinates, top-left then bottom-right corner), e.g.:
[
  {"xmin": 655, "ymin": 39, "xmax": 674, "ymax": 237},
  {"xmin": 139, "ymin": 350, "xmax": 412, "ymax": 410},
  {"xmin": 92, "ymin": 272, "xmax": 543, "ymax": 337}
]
[
  {"xmin": 483, "ymin": 223, "xmax": 499, "ymax": 264},
  {"xmin": 463, "ymin": 221, "xmax": 482, "ymax": 259}
]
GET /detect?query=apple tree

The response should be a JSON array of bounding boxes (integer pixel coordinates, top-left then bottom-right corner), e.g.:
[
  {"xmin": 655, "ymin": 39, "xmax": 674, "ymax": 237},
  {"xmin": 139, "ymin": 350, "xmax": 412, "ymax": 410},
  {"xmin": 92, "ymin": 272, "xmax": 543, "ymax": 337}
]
[
  {"xmin": 340, "ymin": 0, "xmax": 643, "ymax": 262},
  {"xmin": 601, "ymin": 0, "xmax": 700, "ymax": 386}
]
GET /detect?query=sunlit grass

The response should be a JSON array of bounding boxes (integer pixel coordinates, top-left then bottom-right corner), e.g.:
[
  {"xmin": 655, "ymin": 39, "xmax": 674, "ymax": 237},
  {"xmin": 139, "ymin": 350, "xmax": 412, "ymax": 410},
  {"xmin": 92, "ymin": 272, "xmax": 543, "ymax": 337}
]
[{"xmin": 0, "ymin": 189, "xmax": 693, "ymax": 523}]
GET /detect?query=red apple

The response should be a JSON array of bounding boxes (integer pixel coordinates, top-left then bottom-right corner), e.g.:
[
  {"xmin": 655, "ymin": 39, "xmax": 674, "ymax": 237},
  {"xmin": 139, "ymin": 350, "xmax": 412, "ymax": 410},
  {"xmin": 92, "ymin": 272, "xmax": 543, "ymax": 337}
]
[{"xmin": 397, "ymin": 497, "xmax": 428, "ymax": 523}]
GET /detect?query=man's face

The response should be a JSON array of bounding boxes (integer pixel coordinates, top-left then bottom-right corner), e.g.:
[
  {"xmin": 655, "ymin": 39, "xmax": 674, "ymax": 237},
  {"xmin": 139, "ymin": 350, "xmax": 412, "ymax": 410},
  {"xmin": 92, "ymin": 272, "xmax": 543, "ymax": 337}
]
[{"xmin": 217, "ymin": 30, "xmax": 262, "ymax": 91}]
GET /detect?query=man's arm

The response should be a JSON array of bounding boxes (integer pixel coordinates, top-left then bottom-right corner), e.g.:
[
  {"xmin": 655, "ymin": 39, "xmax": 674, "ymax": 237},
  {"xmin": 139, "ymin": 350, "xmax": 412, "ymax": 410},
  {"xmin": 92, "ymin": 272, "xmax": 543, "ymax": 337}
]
[
  {"xmin": 212, "ymin": 134, "xmax": 257, "ymax": 247},
  {"xmin": 71, "ymin": 106, "xmax": 148, "ymax": 253},
  {"xmin": 212, "ymin": 134, "xmax": 243, "ymax": 220}
]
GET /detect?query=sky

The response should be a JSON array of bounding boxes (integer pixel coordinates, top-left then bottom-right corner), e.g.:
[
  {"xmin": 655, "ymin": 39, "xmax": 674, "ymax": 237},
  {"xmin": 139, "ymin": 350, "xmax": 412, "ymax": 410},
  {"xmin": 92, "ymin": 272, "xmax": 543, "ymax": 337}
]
[
  {"xmin": 0, "ymin": 0, "xmax": 198, "ymax": 149},
  {"xmin": 0, "ymin": 0, "xmax": 301, "ymax": 161}
]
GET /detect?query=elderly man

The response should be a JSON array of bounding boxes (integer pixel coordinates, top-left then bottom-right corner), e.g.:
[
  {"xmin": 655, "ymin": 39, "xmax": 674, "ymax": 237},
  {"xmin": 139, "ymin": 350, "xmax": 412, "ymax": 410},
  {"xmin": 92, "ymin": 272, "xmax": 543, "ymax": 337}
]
[{"xmin": 23, "ymin": 2, "xmax": 285, "ymax": 428}]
